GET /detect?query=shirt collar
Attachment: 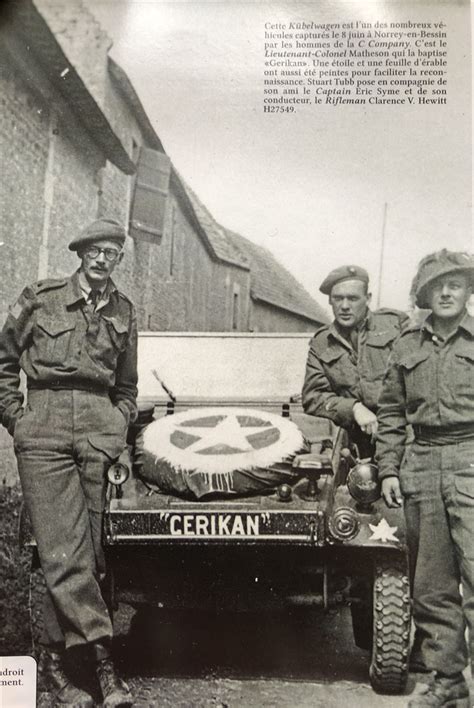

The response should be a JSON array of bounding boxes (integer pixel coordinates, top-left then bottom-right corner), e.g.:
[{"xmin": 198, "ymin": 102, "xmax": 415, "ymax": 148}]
[
  {"xmin": 365, "ymin": 310, "xmax": 375, "ymax": 331},
  {"xmin": 421, "ymin": 311, "xmax": 474, "ymax": 339},
  {"xmin": 328, "ymin": 309, "xmax": 371, "ymax": 340},
  {"xmin": 78, "ymin": 270, "xmax": 106, "ymax": 300},
  {"xmin": 65, "ymin": 270, "xmax": 116, "ymax": 307}
]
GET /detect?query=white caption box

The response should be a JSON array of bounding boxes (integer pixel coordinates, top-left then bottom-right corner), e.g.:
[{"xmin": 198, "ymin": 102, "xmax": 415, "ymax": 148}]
[{"xmin": 0, "ymin": 656, "xmax": 36, "ymax": 708}]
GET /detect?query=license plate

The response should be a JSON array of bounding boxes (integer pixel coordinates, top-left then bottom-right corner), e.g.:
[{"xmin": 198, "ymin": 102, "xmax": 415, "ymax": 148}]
[{"xmin": 107, "ymin": 510, "xmax": 321, "ymax": 543}]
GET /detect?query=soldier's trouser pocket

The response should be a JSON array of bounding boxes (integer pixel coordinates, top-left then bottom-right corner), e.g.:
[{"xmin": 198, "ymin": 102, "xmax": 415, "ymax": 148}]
[
  {"xmin": 400, "ymin": 442, "xmax": 472, "ymax": 674},
  {"xmin": 16, "ymin": 446, "xmax": 113, "ymax": 649},
  {"xmin": 15, "ymin": 389, "xmax": 115, "ymax": 648}
]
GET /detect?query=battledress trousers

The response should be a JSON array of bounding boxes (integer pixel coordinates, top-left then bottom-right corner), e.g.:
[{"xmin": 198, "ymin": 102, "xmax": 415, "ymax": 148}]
[{"xmin": 15, "ymin": 388, "xmax": 128, "ymax": 647}]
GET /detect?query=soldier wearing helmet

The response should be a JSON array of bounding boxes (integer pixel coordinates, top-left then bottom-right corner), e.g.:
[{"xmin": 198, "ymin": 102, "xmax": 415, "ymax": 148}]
[
  {"xmin": 0, "ymin": 218, "xmax": 136, "ymax": 706},
  {"xmin": 376, "ymin": 249, "xmax": 474, "ymax": 707},
  {"xmin": 302, "ymin": 264, "xmax": 408, "ymax": 458}
]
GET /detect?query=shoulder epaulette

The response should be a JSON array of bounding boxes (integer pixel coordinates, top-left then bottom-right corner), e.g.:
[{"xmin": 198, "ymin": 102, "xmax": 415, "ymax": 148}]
[
  {"xmin": 399, "ymin": 322, "xmax": 422, "ymax": 336},
  {"xmin": 373, "ymin": 307, "xmax": 408, "ymax": 318},
  {"xmin": 32, "ymin": 278, "xmax": 68, "ymax": 294},
  {"xmin": 117, "ymin": 291, "xmax": 134, "ymax": 307},
  {"xmin": 312, "ymin": 324, "xmax": 329, "ymax": 339}
]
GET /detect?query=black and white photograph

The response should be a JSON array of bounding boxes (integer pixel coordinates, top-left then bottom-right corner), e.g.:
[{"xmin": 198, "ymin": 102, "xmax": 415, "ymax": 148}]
[{"xmin": 0, "ymin": 0, "xmax": 472, "ymax": 706}]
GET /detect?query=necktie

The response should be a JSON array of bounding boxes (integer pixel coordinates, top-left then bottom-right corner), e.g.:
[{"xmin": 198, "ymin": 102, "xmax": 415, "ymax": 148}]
[{"xmin": 88, "ymin": 290, "xmax": 100, "ymax": 311}]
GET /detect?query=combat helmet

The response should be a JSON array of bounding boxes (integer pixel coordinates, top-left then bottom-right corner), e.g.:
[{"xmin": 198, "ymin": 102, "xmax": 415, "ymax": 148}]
[{"xmin": 410, "ymin": 249, "xmax": 474, "ymax": 309}]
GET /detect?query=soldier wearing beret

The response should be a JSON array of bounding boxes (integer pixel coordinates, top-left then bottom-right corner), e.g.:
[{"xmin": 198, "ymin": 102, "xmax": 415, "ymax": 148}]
[
  {"xmin": 0, "ymin": 219, "xmax": 136, "ymax": 706},
  {"xmin": 302, "ymin": 264, "xmax": 408, "ymax": 459},
  {"xmin": 376, "ymin": 249, "xmax": 474, "ymax": 707}
]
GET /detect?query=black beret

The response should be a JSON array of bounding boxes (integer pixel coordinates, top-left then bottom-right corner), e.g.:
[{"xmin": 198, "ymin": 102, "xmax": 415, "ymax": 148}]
[
  {"xmin": 319, "ymin": 265, "xmax": 369, "ymax": 295},
  {"xmin": 69, "ymin": 218, "xmax": 127, "ymax": 252}
]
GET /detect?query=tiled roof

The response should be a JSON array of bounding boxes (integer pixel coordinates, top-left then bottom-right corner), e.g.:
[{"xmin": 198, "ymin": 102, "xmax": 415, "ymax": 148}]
[
  {"xmin": 5, "ymin": 0, "xmax": 135, "ymax": 175},
  {"xmin": 175, "ymin": 179, "xmax": 249, "ymax": 270},
  {"xmin": 108, "ymin": 58, "xmax": 165, "ymax": 153},
  {"xmin": 173, "ymin": 180, "xmax": 327, "ymax": 324},
  {"xmin": 226, "ymin": 230, "xmax": 328, "ymax": 325}
]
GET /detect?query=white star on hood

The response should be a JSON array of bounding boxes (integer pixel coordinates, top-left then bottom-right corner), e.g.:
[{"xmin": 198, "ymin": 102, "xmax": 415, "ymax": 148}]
[
  {"xmin": 368, "ymin": 518, "xmax": 399, "ymax": 543},
  {"xmin": 176, "ymin": 414, "xmax": 262, "ymax": 454}
]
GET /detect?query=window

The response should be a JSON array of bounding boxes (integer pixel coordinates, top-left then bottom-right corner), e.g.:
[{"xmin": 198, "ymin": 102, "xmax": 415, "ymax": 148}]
[
  {"xmin": 129, "ymin": 147, "xmax": 171, "ymax": 243},
  {"xmin": 232, "ymin": 291, "xmax": 240, "ymax": 331}
]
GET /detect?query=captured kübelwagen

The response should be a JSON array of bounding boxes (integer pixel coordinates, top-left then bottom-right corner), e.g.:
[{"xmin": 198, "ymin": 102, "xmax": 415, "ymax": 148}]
[{"xmin": 25, "ymin": 332, "xmax": 411, "ymax": 694}]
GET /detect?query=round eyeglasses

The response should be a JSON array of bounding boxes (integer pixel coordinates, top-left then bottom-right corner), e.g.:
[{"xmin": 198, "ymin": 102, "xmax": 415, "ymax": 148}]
[{"xmin": 84, "ymin": 246, "xmax": 121, "ymax": 262}]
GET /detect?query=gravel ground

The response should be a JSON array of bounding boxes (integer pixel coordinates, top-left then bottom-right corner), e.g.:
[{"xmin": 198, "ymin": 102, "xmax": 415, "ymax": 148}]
[{"xmin": 109, "ymin": 604, "xmax": 435, "ymax": 708}]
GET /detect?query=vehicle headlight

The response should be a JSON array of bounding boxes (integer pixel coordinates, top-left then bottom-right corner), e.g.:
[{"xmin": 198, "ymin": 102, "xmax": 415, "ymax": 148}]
[
  {"xmin": 328, "ymin": 506, "xmax": 360, "ymax": 541},
  {"xmin": 347, "ymin": 462, "xmax": 381, "ymax": 504},
  {"xmin": 107, "ymin": 462, "xmax": 130, "ymax": 486}
]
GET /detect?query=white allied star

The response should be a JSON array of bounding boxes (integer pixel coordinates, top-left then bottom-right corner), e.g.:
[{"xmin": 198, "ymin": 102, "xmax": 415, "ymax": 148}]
[
  {"xmin": 368, "ymin": 518, "xmax": 399, "ymax": 543},
  {"xmin": 175, "ymin": 414, "xmax": 264, "ymax": 453}
]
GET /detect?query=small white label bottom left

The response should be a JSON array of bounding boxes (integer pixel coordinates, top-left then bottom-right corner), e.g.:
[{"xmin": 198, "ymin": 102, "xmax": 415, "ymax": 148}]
[{"xmin": 0, "ymin": 656, "xmax": 36, "ymax": 708}]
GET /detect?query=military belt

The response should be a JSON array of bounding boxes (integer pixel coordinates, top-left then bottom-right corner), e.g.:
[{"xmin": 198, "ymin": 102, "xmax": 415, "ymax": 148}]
[
  {"xmin": 27, "ymin": 382, "xmax": 110, "ymax": 395},
  {"xmin": 413, "ymin": 424, "xmax": 474, "ymax": 446}
]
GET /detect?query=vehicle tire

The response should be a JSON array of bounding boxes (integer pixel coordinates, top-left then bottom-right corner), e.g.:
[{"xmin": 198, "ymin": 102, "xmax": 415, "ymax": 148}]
[
  {"xmin": 369, "ymin": 558, "xmax": 411, "ymax": 694},
  {"xmin": 350, "ymin": 579, "xmax": 373, "ymax": 651}
]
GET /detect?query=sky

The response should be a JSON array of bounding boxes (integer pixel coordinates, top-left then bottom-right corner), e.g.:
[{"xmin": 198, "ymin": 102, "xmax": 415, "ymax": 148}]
[{"xmin": 83, "ymin": 0, "xmax": 472, "ymax": 313}]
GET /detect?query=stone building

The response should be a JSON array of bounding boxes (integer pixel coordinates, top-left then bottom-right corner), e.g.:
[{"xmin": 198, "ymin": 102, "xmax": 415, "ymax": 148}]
[{"xmin": 0, "ymin": 0, "xmax": 327, "ymax": 332}]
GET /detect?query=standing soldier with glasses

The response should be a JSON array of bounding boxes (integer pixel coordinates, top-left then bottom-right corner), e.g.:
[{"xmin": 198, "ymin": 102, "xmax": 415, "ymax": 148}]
[
  {"xmin": 0, "ymin": 218, "xmax": 137, "ymax": 707},
  {"xmin": 377, "ymin": 250, "xmax": 474, "ymax": 708}
]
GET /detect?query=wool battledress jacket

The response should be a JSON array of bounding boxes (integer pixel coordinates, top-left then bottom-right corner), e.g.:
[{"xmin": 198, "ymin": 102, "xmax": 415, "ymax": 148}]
[
  {"xmin": 0, "ymin": 272, "xmax": 138, "ymax": 434},
  {"xmin": 302, "ymin": 309, "xmax": 408, "ymax": 429},
  {"xmin": 376, "ymin": 313, "xmax": 474, "ymax": 480}
]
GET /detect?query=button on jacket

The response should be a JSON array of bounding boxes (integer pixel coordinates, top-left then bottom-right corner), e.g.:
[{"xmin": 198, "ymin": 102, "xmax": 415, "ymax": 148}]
[
  {"xmin": 302, "ymin": 309, "xmax": 408, "ymax": 428},
  {"xmin": 376, "ymin": 314, "xmax": 474, "ymax": 480},
  {"xmin": 0, "ymin": 271, "xmax": 138, "ymax": 434}
]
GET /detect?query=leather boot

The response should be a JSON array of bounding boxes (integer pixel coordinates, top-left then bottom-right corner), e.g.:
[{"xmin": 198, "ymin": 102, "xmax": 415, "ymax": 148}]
[
  {"xmin": 409, "ymin": 629, "xmax": 430, "ymax": 673},
  {"xmin": 96, "ymin": 658, "xmax": 132, "ymax": 707},
  {"xmin": 92, "ymin": 642, "xmax": 132, "ymax": 708},
  {"xmin": 408, "ymin": 672, "xmax": 470, "ymax": 708},
  {"xmin": 42, "ymin": 648, "xmax": 94, "ymax": 707}
]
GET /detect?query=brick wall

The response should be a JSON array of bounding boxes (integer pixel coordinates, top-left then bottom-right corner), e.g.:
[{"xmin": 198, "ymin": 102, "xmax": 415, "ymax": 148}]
[
  {"xmin": 44, "ymin": 121, "xmax": 104, "ymax": 278},
  {"xmin": 0, "ymin": 33, "xmax": 106, "ymax": 316},
  {"xmin": 1, "ymin": 2, "xmax": 322, "ymax": 336},
  {"xmin": 113, "ymin": 191, "xmax": 251, "ymax": 332},
  {"xmin": 36, "ymin": 0, "xmax": 111, "ymax": 110},
  {"xmin": 0, "ymin": 49, "xmax": 49, "ymax": 319}
]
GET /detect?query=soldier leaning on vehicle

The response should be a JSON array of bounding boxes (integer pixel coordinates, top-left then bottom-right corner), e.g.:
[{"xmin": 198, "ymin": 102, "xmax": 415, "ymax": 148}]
[
  {"xmin": 302, "ymin": 264, "xmax": 408, "ymax": 459},
  {"xmin": 0, "ymin": 219, "xmax": 137, "ymax": 707},
  {"xmin": 376, "ymin": 249, "xmax": 474, "ymax": 708}
]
